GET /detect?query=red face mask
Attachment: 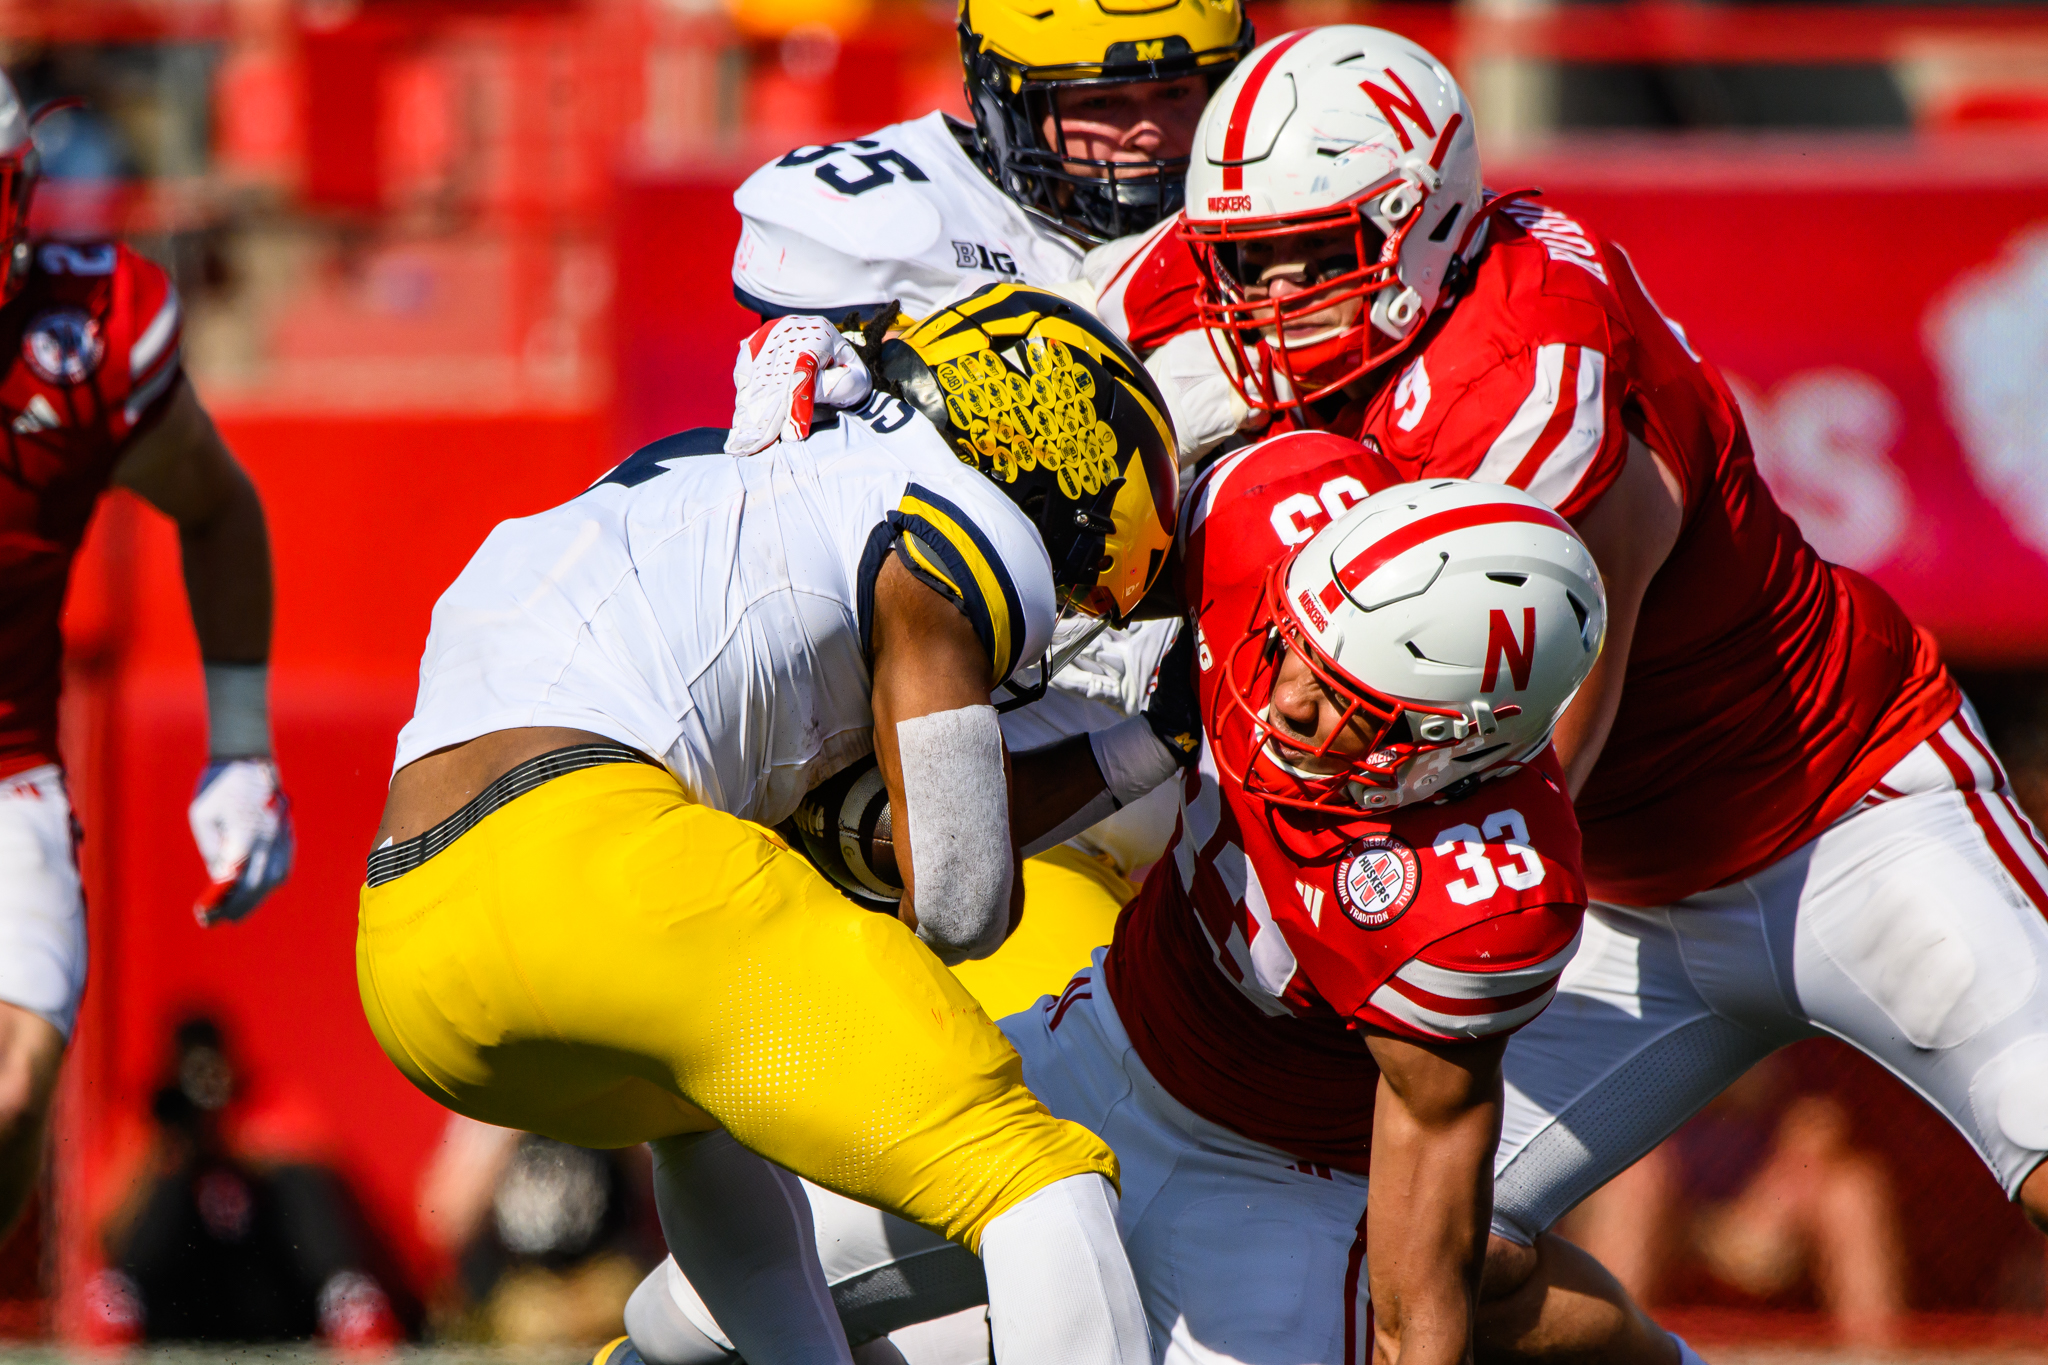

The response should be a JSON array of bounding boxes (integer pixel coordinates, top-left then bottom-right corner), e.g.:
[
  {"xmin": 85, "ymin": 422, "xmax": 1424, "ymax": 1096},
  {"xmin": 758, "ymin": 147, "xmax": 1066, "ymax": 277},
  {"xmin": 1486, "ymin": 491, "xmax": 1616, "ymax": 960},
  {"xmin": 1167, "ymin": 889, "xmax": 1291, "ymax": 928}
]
[
  {"xmin": 1211, "ymin": 555, "xmax": 1479, "ymax": 819},
  {"xmin": 1180, "ymin": 185, "xmax": 1432, "ymax": 414}
]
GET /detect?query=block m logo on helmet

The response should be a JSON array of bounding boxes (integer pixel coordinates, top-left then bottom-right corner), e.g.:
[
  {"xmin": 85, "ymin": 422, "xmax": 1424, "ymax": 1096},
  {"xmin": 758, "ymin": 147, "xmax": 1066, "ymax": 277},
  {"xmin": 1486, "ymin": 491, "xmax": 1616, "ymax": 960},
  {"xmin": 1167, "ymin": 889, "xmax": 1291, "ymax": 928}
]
[
  {"xmin": 1484, "ymin": 608, "xmax": 1536, "ymax": 692},
  {"xmin": 1357, "ymin": 69, "xmax": 1436, "ymax": 153}
]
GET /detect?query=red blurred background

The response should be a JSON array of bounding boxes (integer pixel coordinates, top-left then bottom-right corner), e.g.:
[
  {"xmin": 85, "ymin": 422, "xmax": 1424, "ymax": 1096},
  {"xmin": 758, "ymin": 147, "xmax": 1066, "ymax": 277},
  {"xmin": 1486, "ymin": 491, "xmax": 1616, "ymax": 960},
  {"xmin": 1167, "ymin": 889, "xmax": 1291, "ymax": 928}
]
[{"xmin": 7, "ymin": 0, "xmax": 2048, "ymax": 1349}]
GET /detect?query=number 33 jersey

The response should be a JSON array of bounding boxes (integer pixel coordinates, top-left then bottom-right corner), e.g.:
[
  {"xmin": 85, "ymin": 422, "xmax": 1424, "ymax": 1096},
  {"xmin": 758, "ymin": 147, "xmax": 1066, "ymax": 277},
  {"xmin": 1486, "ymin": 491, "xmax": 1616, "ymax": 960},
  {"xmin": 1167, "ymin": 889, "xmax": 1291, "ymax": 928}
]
[
  {"xmin": 1103, "ymin": 431, "xmax": 1588, "ymax": 1174},
  {"xmin": 394, "ymin": 399, "xmax": 1058, "ymax": 826}
]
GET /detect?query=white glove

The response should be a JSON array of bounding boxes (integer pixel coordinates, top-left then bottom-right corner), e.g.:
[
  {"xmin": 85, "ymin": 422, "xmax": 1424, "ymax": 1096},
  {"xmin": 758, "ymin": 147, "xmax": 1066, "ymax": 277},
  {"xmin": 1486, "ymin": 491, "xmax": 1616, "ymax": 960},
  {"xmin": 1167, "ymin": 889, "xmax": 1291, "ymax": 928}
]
[
  {"xmin": 189, "ymin": 758, "xmax": 294, "ymax": 926},
  {"xmin": 1144, "ymin": 327, "xmax": 1256, "ymax": 469},
  {"xmin": 725, "ymin": 315, "xmax": 874, "ymax": 456}
]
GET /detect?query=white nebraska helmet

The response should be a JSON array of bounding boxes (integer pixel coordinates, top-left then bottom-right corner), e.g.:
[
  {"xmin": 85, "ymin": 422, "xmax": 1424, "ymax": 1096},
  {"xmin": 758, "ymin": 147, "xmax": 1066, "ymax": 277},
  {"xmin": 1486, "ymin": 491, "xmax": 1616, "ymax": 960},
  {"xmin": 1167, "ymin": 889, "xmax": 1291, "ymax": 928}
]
[
  {"xmin": 1217, "ymin": 479, "xmax": 1606, "ymax": 814},
  {"xmin": 1179, "ymin": 26, "xmax": 1486, "ymax": 411}
]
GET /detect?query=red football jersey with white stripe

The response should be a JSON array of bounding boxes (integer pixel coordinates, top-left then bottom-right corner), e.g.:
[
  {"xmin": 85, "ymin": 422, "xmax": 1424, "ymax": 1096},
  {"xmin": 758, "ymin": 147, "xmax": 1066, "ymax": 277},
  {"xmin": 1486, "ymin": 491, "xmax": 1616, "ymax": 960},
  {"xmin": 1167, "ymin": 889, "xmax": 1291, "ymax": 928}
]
[
  {"xmin": 0, "ymin": 241, "xmax": 183, "ymax": 779},
  {"xmin": 1102, "ymin": 431, "xmax": 1588, "ymax": 1174},
  {"xmin": 1093, "ymin": 201, "xmax": 1962, "ymax": 906},
  {"xmin": 1342, "ymin": 201, "xmax": 1960, "ymax": 904}
]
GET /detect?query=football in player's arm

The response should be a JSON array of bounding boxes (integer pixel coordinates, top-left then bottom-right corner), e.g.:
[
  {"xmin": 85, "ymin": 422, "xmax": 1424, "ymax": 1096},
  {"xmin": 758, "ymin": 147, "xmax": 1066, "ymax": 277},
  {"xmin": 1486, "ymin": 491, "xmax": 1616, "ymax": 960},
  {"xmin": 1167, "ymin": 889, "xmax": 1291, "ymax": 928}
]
[
  {"xmin": 0, "ymin": 77, "xmax": 288, "ymax": 1244},
  {"xmin": 362, "ymin": 288, "xmax": 1186, "ymax": 1365}
]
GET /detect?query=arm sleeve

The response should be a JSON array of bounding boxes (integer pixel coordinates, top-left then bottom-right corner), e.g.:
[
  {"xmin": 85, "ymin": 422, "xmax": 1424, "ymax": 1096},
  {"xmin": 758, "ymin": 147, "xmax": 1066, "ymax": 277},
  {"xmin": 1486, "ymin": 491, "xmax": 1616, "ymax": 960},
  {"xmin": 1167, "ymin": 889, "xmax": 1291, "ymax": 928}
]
[
  {"xmin": 1358, "ymin": 902, "xmax": 1586, "ymax": 1041},
  {"xmin": 1426, "ymin": 339, "xmax": 1629, "ymax": 522}
]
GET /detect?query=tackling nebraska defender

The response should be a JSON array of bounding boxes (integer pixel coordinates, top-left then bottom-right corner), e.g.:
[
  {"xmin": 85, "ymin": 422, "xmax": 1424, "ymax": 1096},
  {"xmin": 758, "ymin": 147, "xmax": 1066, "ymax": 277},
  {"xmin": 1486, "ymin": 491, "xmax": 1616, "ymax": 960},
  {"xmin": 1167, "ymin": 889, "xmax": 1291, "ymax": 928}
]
[
  {"xmin": 1104, "ymin": 23, "xmax": 2048, "ymax": 1362},
  {"xmin": 0, "ymin": 75, "xmax": 290, "ymax": 1242},
  {"xmin": 1014, "ymin": 449, "xmax": 1604, "ymax": 1365},
  {"xmin": 360, "ymin": 287, "xmax": 1188, "ymax": 1365},
  {"xmin": 639, "ymin": 432, "xmax": 1609, "ymax": 1365}
]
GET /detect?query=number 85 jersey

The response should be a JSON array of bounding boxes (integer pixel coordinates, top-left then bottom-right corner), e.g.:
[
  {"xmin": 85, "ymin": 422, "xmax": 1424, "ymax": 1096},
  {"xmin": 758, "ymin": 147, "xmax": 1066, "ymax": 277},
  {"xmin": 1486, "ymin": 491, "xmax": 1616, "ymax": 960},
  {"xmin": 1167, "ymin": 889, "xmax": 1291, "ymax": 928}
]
[{"xmin": 1103, "ymin": 431, "xmax": 1589, "ymax": 1175}]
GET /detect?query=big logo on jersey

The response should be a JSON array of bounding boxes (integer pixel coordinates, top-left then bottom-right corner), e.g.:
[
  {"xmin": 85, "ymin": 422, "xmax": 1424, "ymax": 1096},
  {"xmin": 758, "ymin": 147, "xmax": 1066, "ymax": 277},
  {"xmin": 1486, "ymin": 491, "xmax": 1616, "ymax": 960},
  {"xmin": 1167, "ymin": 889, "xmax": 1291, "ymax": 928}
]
[
  {"xmin": 1335, "ymin": 833, "xmax": 1420, "ymax": 928},
  {"xmin": 23, "ymin": 308, "xmax": 104, "ymax": 385}
]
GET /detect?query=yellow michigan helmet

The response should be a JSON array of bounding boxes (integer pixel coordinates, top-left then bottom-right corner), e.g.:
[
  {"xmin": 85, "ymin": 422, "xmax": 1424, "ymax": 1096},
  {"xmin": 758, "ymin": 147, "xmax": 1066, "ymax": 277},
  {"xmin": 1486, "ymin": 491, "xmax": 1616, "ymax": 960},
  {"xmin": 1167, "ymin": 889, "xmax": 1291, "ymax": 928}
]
[
  {"xmin": 875, "ymin": 283, "xmax": 1179, "ymax": 623},
  {"xmin": 960, "ymin": 0, "xmax": 1251, "ymax": 243}
]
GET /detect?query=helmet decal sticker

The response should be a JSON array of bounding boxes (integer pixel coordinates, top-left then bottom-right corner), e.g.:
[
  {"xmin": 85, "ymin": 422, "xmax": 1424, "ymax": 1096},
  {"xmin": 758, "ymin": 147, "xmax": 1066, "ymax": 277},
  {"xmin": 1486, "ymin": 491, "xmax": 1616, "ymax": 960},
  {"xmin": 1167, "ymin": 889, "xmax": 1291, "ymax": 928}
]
[
  {"xmin": 1482, "ymin": 608, "xmax": 1537, "ymax": 693},
  {"xmin": 1356, "ymin": 69, "xmax": 1436, "ymax": 152}
]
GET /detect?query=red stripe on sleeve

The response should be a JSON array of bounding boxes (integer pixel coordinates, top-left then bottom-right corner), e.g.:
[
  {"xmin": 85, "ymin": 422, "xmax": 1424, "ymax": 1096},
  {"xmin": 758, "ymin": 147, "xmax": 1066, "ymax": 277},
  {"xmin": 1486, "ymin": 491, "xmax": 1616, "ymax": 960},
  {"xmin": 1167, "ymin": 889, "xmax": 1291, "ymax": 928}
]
[
  {"xmin": 1385, "ymin": 970, "xmax": 1560, "ymax": 1018},
  {"xmin": 1506, "ymin": 346, "xmax": 1583, "ymax": 490}
]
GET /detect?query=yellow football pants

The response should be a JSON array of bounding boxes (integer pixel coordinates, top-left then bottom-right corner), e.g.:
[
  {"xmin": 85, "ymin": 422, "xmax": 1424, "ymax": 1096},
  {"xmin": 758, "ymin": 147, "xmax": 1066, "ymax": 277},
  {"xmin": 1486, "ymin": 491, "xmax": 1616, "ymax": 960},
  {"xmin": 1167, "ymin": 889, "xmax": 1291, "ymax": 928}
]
[
  {"xmin": 355, "ymin": 760, "xmax": 1116, "ymax": 1251},
  {"xmin": 953, "ymin": 846, "xmax": 1135, "ymax": 1020}
]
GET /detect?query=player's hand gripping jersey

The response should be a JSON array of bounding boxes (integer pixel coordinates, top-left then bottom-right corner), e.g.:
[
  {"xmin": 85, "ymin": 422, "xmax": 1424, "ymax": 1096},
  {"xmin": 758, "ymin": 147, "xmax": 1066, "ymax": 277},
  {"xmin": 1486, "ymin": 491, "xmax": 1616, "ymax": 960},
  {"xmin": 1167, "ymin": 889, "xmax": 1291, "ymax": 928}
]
[
  {"xmin": 0, "ymin": 241, "xmax": 183, "ymax": 779},
  {"xmin": 393, "ymin": 397, "xmax": 1056, "ymax": 823},
  {"xmin": 1104, "ymin": 432, "xmax": 1588, "ymax": 1172}
]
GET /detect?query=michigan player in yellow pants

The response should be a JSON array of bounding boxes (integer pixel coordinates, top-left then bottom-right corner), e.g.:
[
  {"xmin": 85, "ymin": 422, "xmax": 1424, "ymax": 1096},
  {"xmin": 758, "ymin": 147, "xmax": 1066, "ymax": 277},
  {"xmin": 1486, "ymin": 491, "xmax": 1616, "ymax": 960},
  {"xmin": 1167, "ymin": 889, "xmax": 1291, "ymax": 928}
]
[{"xmin": 359, "ymin": 289, "xmax": 1191, "ymax": 1365}]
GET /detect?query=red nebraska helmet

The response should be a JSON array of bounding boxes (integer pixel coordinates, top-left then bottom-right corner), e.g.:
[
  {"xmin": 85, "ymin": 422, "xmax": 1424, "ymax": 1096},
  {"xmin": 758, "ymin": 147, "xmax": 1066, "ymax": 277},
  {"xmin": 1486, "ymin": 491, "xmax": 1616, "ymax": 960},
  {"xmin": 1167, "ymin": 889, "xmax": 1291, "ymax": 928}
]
[{"xmin": 1216, "ymin": 478, "xmax": 1606, "ymax": 815}]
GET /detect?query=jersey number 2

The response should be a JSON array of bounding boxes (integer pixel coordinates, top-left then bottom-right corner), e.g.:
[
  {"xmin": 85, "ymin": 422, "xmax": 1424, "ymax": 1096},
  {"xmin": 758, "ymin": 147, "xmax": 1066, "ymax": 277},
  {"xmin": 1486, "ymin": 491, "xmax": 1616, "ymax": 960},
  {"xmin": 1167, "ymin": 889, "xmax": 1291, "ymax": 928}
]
[
  {"xmin": 39, "ymin": 243, "xmax": 117, "ymax": 276},
  {"xmin": 1432, "ymin": 809, "xmax": 1546, "ymax": 905}
]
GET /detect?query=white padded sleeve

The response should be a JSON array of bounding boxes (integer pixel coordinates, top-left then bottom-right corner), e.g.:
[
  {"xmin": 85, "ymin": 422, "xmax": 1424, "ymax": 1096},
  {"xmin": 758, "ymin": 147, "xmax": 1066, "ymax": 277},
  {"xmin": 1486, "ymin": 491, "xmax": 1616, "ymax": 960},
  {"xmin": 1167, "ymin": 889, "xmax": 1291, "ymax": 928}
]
[{"xmin": 897, "ymin": 705, "xmax": 1013, "ymax": 964}]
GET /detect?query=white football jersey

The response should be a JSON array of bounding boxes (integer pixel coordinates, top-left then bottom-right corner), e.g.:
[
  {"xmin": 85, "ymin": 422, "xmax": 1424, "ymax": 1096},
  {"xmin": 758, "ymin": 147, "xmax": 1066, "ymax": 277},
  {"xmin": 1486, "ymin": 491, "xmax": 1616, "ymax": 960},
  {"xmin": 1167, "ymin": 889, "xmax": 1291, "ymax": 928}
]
[
  {"xmin": 395, "ymin": 397, "xmax": 1058, "ymax": 827},
  {"xmin": 732, "ymin": 112, "xmax": 1084, "ymax": 320},
  {"xmin": 729, "ymin": 110, "xmax": 1184, "ymax": 872}
]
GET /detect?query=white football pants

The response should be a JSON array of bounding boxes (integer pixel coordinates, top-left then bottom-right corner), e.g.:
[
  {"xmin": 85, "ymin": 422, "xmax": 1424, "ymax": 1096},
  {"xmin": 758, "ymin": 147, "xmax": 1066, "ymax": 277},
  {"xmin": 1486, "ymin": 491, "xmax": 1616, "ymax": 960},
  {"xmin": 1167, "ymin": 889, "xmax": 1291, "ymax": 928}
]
[
  {"xmin": 1492, "ymin": 703, "xmax": 2048, "ymax": 1243},
  {"xmin": 0, "ymin": 764, "xmax": 86, "ymax": 1038}
]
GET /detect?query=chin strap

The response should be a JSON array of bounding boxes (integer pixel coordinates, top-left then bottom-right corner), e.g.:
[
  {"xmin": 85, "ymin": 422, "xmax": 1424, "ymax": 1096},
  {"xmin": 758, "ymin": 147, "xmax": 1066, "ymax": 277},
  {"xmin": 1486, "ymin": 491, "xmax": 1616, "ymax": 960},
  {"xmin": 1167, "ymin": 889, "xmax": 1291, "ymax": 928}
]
[
  {"xmin": 1440, "ymin": 186, "xmax": 1543, "ymax": 304},
  {"xmin": 994, "ymin": 614, "xmax": 1114, "ymax": 714}
]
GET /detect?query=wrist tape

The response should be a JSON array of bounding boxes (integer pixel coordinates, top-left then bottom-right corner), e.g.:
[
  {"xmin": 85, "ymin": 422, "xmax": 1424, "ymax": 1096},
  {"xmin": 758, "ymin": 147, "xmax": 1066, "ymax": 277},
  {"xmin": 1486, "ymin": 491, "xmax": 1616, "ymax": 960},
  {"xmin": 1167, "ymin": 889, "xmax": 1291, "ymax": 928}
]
[{"xmin": 204, "ymin": 661, "xmax": 272, "ymax": 759}]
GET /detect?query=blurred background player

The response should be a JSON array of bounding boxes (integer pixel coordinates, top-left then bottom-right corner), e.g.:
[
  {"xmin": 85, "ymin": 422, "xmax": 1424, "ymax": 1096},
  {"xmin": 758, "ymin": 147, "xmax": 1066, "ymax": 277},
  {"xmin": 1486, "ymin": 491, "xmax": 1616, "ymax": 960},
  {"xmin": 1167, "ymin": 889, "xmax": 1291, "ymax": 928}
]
[
  {"xmin": 98, "ymin": 1015, "xmax": 404, "ymax": 1347},
  {"xmin": 0, "ymin": 69, "xmax": 289, "ymax": 1248},
  {"xmin": 415, "ymin": 1115, "xmax": 661, "ymax": 1347},
  {"xmin": 1123, "ymin": 23, "xmax": 2048, "ymax": 1361},
  {"xmin": 359, "ymin": 286, "xmax": 1183, "ymax": 1365}
]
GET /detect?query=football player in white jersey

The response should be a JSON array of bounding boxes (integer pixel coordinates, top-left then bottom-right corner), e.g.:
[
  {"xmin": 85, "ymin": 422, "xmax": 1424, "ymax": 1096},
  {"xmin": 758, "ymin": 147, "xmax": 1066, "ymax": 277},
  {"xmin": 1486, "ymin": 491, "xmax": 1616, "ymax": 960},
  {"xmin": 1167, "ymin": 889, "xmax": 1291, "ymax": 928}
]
[
  {"xmin": 727, "ymin": 0, "xmax": 1250, "ymax": 1043},
  {"xmin": 358, "ymin": 287, "xmax": 1190, "ymax": 1365},
  {"xmin": 732, "ymin": 0, "xmax": 1249, "ymax": 322}
]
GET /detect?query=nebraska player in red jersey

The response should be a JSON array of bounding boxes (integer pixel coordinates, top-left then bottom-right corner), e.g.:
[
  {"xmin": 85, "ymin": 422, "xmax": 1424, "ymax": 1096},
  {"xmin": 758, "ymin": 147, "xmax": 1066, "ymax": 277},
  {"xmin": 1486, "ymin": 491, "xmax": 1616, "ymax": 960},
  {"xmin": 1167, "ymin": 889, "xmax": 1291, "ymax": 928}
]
[
  {"xmin": 999, "ymin": 446, "xmax": 1605, "ymax": 1365},
  {"xmin": 0, "ymin": 77, "xmax": 290, "ymax": 1241},
  {"xmin": 1094, "ymin": 23, "xmax": 2048, "ymax": 1363}
]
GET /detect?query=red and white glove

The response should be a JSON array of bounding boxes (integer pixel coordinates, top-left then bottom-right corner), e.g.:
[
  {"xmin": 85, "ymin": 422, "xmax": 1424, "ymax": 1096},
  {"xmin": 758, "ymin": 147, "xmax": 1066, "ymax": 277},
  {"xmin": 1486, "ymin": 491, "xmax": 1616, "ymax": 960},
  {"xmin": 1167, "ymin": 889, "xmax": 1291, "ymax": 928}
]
[
  {"xmin": 189, "ymin": 758, "xmax": 294, "ymax": 926},
  {"xmin": 725, "ymin": 315, "xmax": 874, "ymax": 456}
]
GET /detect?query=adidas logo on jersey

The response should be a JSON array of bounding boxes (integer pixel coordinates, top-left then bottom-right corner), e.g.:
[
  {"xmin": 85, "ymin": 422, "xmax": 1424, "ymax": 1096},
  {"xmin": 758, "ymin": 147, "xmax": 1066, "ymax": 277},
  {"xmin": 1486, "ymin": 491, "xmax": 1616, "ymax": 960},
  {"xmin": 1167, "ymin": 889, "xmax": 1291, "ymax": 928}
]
[
  {"xmin": 1297, "ymin": 880, "xmax": 1325, "ymax": 925},
  {"xmin": 11, "ymin": 394, "xmax": 60, "ymax": 433}
]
